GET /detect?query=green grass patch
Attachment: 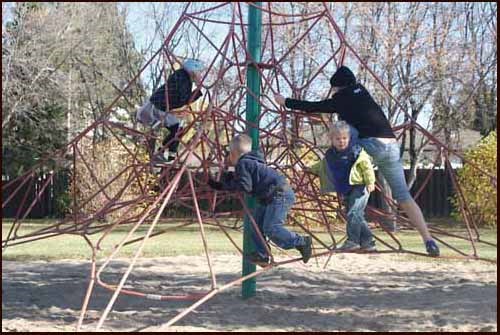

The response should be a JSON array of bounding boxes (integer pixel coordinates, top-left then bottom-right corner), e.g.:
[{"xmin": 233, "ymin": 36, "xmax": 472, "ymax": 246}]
[
  {"xmin": 2, "ymin": 219, "xmax": 496, "ymax": 262},
  {"xmin": 2, "ymin": 220, "xmax": 243, "ymax": 261}
]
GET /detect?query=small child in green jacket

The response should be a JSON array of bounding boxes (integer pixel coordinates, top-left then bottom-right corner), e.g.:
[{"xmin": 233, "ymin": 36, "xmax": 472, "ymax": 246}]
[{"xmin": 309, "ymin": 121, "xmax": 377, "ymax": 251}]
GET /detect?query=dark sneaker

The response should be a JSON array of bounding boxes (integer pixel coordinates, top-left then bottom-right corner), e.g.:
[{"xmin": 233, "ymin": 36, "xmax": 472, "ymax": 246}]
[
  {"xmin": 152, "ymin": 153, "xmax": 176, "ymax": 166},
  {"xmin": 151, "ymin": 153, "xmax": 168, "ymax": 164},
  {"xmin": 425, "ymin": 240, "xmax": 440, "ymax": 257},
  {"xmin": 336, "ymin": 240, "xmax": 361, "ymax": 252},
  {"xmin": 247, "ymin": 252, "xmax": 270, "ymax": 267},
  {"xmin": 360, "ymin": 241, "xmax": 377, "ymax": 252},
  {"xmin": 296, "ymin": 236, "xmax": 312, "ymax": 263}
]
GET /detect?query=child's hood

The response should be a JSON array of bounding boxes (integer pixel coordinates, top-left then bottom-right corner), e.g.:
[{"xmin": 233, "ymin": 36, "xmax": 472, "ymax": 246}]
[{"xmin": 239, "ymin": 150, "xmax": 266, "ymax": 164}]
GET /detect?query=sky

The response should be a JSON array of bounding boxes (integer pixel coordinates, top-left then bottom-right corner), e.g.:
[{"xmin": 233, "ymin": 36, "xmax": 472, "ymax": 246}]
[
  {"xmin": 2, "ymin": 2, "xmax": 433, "ymax": 128},
  {"xmin": 121, "ymin": 2, "xmax": 433, "ymax": 127}
]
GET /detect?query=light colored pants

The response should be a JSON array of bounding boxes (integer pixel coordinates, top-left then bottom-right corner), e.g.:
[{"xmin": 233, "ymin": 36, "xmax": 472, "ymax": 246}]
[
  {"xmin": 348, "ymin": 125, "xmax": 411, "ymax": 202},
  {"xmin": 357, "ymin": 137, "xmax": 412, "ymax": 202},
  {"xmin": 136, "ymin": 100, "xmax": 181, "ymax": 129},
  {"xmin": 344, "ymin": 186, "xmax": 374, "ymax": 246}
]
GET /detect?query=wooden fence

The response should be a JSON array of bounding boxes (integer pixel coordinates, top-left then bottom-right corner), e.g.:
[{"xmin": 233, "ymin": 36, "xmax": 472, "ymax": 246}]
[
  {"xmin": 2, "ymin": 171, "xmax": 70, "ymax": 219},
  {"xmin": 2, "ymin": 169, "xmax": 456, "ymax": 219},
  {"xmin": 369, "ymin": 168, "xmax": 454, "ymax": 218}
]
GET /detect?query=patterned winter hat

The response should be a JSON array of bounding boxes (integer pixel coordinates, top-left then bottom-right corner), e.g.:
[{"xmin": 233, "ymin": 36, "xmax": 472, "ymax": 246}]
[{"xmin": 183, "ymin": 59, "xmax": 205, "ymax": 73}]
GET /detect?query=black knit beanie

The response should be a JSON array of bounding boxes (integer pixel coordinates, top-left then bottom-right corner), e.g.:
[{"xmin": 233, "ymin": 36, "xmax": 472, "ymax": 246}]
[{"xmin": 330, "ymin": 66, "xmax": 356, "ymax": 87}]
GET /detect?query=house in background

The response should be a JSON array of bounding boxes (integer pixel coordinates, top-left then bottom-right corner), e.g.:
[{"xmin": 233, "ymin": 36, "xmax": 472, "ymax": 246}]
[{"xmin": 399, "ymin": 128, "xmax": 483, "ymax": 169}]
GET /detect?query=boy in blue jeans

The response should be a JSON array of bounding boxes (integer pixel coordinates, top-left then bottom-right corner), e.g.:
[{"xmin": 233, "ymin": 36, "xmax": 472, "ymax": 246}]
[
  {"xmin": 207, "ymin": 134, "xmax": 312, "ymax": 266},
  {"xmin": 309, "ymin": 121, "xmax": 377, "ymax": 251}
]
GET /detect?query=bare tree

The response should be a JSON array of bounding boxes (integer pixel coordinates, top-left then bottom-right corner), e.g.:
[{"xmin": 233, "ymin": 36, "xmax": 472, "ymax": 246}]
[{"xmin": 2, "ymin": 3, "xmax": 143, "ymax": 175}]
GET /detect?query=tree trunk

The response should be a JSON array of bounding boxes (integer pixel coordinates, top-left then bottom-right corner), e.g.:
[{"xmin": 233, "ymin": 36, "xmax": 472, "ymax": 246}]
[
  {"xmin": 407, "ymin": 108, "xmax": 418, "ymax": 189},
  {"xmin": 378, "ymin": 172, "xmax": 397, "ymax": 232}
]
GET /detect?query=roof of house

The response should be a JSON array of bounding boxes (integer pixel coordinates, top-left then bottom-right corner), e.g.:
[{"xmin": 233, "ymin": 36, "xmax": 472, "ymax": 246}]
[{"xmin": 397, "ymin": 127, "xmax": 483, "ymax": 167}]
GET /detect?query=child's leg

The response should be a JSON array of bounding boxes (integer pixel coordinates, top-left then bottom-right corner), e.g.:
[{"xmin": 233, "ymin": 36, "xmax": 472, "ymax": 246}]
[
  {"xmin": 161, "ymin": 113, "xmax": 183, "ymax": 158},
  {"xmin": 345, "ymin": 186, "xmax": 371, "ymax": 245},
  {"xmin": 162, "ymin": 123, "xmax": 183, "ymax": 157},
  {"xmin": 146, "ymin": 137, "xmax": 156, "ymax": 157},
  {"xmin": 358, "ymin": 138, "xmax": 433, "ymax": 242},
  {"xmin": 249, "ymin": 203, "xmax": 269, "ymax": 257},
  {"xmin": 355, "ymin": 189, "xmax": 374, "ymax": 246},
  {"xmin": 359, "ymin": 222, "xmax": 374, "ymax": 247},
  {"xmin": 262, "ymin": 188, "xmax": 305, "ymax": 249},
  {"xmin": 136, "ymin": 101, "xmax": 157, "ymax": 157},
  {"xmin": 149, "ymin": 107, "xmax": 181, "ymax": 156}
]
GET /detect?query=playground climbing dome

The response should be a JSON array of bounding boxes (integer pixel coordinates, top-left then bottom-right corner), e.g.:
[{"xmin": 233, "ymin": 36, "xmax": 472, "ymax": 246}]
[{"xmin": 1, "ymin": 2, "xmax": 496, "ymax": 331}]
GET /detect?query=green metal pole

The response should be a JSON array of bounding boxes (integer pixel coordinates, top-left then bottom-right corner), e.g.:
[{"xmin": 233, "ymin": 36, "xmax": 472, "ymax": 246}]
[{"xmin": 242, "ymin": 2, "xmax": 262, "ymax": 299}]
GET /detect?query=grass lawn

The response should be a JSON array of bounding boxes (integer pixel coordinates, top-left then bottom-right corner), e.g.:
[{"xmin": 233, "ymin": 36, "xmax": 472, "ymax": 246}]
[
  {"xmin": 2, "ymin": 218, "xmax": 497, "ymax": 262},
  {"xmin": 2, "ymin": 219, "xmax": 243, "ymax": 261}
]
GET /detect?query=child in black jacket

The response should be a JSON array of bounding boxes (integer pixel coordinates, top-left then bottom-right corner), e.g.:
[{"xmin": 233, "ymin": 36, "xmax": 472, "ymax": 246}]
[
  {"xmin": 207, "ymin": 134, "xmax": 312, "ymax": 266},
  {"xmin": 136, "ymin": 59, "xmax": 204, "ymax": 164}
]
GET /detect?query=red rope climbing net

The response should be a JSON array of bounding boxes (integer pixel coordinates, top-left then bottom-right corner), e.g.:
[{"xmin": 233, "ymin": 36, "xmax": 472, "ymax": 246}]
[{"xmin": 2, "ymin": 2, "xmax": 496, "ymax": 331}]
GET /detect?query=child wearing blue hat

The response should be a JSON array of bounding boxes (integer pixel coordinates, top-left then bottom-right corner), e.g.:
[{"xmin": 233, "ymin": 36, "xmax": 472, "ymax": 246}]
[{"xmin": 136, "ymin": 58, "xmax": 205, "ymax": 164}]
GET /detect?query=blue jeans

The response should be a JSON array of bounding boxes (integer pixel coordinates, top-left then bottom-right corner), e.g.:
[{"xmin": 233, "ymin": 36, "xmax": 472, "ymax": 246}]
[
  {"xmin": 344, "ymin": 186, "xmax": 373, "ymax": 246},
  {"xmin": 250, "ymin": 187, "xmax": 305, "ymax": 258},
  {"xmin": 356, "ymin": 137, "xmax": 412, "ymax": 202}
]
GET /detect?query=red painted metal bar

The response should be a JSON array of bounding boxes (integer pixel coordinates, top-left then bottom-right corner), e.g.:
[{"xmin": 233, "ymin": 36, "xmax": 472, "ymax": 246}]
[
  {"xmin": 2, "ymin": 176, "xmax": 35, "ymax": 248},
  {"xmin": 445, "ymin": 156, "xmax": 479, "ymax": 256},
  {"xmin": 187, "ymin": 12, "xmax": 324, "ymax": 27},
  {"xmin": 187, "ymin": 169, "xmax": 217, "ymax": 289},
  {"xmin": 73, "ymin": 144, "xmax": 112, "ymax": 202},
  {"xmin": 10, "ymin": 174, "xmax": 55, "ymax": 237},
  {"xmin": 1, "ymin": 4, "xmax": 495, "ymax": 332},
  {"xmin": 2, "ymin": 176, "xmax": 36, "ymax": 249},
  {"xmin": 237, "ymin": 193, "xmax": 274, "ymax": 262},
  {"xmin": 412, "ymin": 150, "xmax": 443, "ymax": 200},
  {"xmin": 160, "ymin": 263, "xmax": 274, "ymax": 329},
  {"xmin": 95, "ymin": 133, "xmax": 204, "ymax": 330},
  {"xmin": 76, "ymin": 235, "xmax": 97, "ymax": 331},
  {"xmin": 186, "ymin": 2, "xmax": 231, "ymax": 16},
  {"xmin": 275, "ymin": 14, "xmax": 326, "ymax": 67},
  {"xmin": 246, "ymin": 2, "xmax": 324, "ymax": 18},
  {"xmin": 2, "ymin": 171, "xmax": 35, "ymax": 208}
]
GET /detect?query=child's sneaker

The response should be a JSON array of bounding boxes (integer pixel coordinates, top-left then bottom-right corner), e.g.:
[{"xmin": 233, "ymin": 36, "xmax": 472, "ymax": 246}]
[
  {"xmin": 425, "ymin": 240, "xmax": 440, "ymax": 257},
  {"xmin": 247, "ymin": 252, "xmax": 270, "ymax": 267},
  {"xmin": 296, "ymin": 236, "xmax": 312, "ymax": 263},
  {"xmin": 152, "ymin": 152, "xmax": 176, "ymax": 166},
  {"xmin": 360, "ymin": 241, "xmax": 377, "ymax": 252},
  {"xmin": 151, "ymin": 152, "xmax": 169, "ymax": 165},
  {"xmin": 336, "ymin": 240, "xmax": 361, "ymax": 252}
]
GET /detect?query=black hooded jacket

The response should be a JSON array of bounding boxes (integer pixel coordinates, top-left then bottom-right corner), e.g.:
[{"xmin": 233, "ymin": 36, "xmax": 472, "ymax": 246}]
[
  {"xmin": 149, "ymin": 68, "xmax": 202, "ymax": 111},
  {"xmin": 285, "ymin": 83, "xmax": 395, "ymax": 139},
  {"xmin": 219, "ymin": 151, "xmax": 288, "ymax": 203}
]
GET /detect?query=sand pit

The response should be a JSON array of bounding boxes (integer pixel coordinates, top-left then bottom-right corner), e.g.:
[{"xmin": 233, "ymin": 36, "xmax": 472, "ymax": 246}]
[{"xmin": 2, "ymin": 253, "xmax": 497, "ymax": 332}]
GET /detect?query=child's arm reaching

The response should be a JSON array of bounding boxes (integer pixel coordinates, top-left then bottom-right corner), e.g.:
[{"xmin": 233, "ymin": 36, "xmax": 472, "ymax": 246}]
[
  {"xmin": 207, "ymin": 163, "xmax": 252, "ymax": 193},
  {"xmin": 309, "ymin": 161, "xmax": 321, "ymax": 176},
  {"xmin": 207, "ymin": 177, "xmax": 224, "ymax": 190},
  {"xmin": 191, "ymin": 87, "xmax": 203, "ymax": 102},
  {"xmin": 207, "ymin": 171, "xmax": 236, "ymax": 191},
  {"xmin": 366, "ymin": 183, "xmax": 375, "ymax": 193},
  {"xmin": 358, "ymin": 150, "xmax": 376, "ymax": 192}
]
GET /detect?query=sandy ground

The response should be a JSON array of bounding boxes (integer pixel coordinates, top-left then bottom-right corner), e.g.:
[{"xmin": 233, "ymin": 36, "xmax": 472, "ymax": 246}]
[{"xmin": 2, "ymin": 253, "xmax": 497, "ymax": 332}]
